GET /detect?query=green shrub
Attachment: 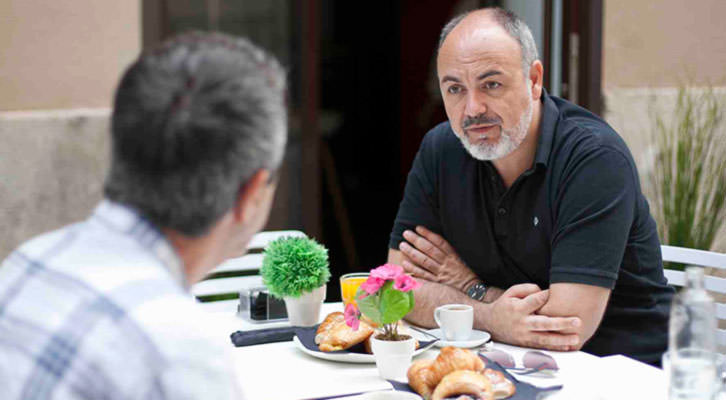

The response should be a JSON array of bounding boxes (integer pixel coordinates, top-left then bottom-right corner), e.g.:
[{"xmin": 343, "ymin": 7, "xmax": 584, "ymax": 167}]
[
  {"xmin": 645, "ymin": 86, "xmax": 726, "ymax": 260},
  {"xmin": 261, "ymin": 236, "xmax": 330, "ymax": 298}
]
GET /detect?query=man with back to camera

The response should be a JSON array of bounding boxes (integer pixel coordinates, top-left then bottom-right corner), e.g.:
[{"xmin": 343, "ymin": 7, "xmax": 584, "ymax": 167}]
[
  {"xmin": 388, "ymin": 8, "xmax": 674, "ymax": 365},
  {"xmin": 0, "ymin": 32, "xmax": 286, "ymax": 398}
]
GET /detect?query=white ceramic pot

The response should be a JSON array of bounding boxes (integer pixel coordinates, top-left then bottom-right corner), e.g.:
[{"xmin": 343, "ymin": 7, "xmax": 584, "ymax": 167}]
[
  {"xmin": 369, "ymin": 333, "xmax": 416, "ymax": 381},
  {"xmin": 283, "ymin": 284, "xmax": 326, "ymax": 326}
]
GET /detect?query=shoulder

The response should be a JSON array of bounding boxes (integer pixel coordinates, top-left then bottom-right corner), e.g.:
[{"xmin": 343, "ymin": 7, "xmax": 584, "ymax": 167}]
[
  {"xmin": 5, "ymin": 222, "xmax": 84, "ymax": 263},
  {"xmin": 549, "ymin": 97, "xmax": 636, "ymax": 171}
]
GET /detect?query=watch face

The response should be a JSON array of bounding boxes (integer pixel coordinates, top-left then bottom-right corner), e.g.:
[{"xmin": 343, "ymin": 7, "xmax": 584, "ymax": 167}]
[{"xmin": 468, "ymin": 283, "xmax": 487, "ymax": 301}]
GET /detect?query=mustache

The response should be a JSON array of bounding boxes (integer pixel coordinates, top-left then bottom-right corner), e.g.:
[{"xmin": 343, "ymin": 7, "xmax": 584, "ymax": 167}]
[{"xmin": 462, "ymin": 114, "xmax": 502, "ymax": 130}]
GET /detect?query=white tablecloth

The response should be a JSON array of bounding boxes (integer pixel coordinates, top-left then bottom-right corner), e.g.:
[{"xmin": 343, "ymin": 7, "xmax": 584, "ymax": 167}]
[{"xmin": 212, "ymin": 302, "xmax": 667, "ymax": 400}]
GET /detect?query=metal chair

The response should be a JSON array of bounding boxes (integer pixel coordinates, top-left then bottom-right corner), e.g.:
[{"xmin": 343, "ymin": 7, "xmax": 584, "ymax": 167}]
[
  {"xmin": 661, "ymin": 245, "xmax": 726, "ymax": 347},
  {"xmin": 192, "ymin": 230, "xmax": 306, "ymax": 312}
]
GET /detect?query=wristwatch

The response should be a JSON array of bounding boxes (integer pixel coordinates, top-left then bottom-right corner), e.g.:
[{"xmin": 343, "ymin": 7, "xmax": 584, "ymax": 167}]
[{"xmin": 466, "ymin": 282, "xmax": 488, "ymax": 302}]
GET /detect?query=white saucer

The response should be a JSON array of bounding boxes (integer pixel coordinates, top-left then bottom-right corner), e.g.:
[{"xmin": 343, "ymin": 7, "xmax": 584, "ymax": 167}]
[{"xmin": 425, "ymin": 329, "xmax": 491, "ymax": 348}]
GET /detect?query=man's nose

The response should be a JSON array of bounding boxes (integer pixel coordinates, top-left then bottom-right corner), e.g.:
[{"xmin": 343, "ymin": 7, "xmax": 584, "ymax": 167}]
[{"xmin": 464, "ymin": 90, "xmax": 487, "ymax": 118}]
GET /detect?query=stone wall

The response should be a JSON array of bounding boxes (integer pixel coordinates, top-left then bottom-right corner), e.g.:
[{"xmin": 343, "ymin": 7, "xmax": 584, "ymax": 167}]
[{"xmin": 0, "ymin": 109, "xmax": 110, "ymax": 259}]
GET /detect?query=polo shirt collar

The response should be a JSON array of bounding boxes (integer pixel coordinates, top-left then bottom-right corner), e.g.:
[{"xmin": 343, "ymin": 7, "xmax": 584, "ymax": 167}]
[{"xmin": 533, "ymin": 89, "xmax": 558, "ymax": 167}]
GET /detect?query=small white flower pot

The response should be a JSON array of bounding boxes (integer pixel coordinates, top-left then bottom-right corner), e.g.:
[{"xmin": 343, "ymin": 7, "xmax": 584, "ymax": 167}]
[
  {"xmin": 369, "ymin": 334, "xmax": 416, "ymax": 381},
  {"xmin": 283, "ymin": 284, "xmax": 326, "ymax": 326}
]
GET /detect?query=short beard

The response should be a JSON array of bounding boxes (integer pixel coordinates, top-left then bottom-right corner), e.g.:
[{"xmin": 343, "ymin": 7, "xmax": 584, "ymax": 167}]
[{"xmin": 456, "ymin": 94, "xmax": 534, "ymax": 161}]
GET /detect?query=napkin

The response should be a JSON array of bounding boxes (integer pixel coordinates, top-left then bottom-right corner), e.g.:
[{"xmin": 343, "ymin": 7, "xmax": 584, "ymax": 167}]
[
  {"xmin": 387, "ymin": 354, "xmax": 562, "ymax": 400},
  {"xmin": 230, "ymin": 326, "xmax": 297, "ymax": 347}
]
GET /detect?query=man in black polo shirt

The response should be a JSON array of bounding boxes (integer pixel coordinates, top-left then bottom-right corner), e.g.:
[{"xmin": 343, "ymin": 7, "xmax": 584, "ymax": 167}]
[{"xmin": 389, "ymin": 8, "xmax": 674, "ymax": 365}]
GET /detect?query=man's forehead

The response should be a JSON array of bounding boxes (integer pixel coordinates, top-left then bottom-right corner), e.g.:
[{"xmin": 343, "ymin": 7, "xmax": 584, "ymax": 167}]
[{"xmin": 437, "ymin": 16, "xmax": 521, "ymax": 76}]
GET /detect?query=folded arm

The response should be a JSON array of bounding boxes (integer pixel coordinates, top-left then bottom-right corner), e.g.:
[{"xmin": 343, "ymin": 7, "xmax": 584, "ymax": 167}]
[
  {"xmin": 536, "ymin": 283, "xmax": 611, "ymax": 351},
  {"xmin": 389, "ymin": 248, "xmax": 581, "ymax": 351}
]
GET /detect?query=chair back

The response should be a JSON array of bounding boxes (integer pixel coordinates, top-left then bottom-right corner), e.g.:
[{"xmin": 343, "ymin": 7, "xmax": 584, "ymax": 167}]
[
  {"xmin": 192, "ymin": 230, "xmax": 306, "ymax": 311},
  {"xmin": 661, "ymin": 245, "xmax": 726, "ymax": 348}
]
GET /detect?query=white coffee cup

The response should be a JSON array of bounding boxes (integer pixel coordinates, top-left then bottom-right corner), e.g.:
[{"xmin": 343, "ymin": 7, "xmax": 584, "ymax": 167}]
[{"xmin": 434, "ymin": 304, "xmax": 473, "ymax": 341}]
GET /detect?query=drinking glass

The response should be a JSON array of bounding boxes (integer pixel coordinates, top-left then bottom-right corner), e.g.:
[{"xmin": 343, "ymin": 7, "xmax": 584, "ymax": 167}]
[{"xmin": 340, "ymin": 272, "xmax": 369, "ymax": 306}]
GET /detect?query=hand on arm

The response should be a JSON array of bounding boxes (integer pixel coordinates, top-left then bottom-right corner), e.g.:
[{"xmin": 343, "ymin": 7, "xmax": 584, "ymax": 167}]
[
  {"xmin": 389, "ymin": 248, "xmax": 581, "ymax": 351},
  {"xmin": 536, "ymin": 283, "xmax": 611, "ymax": 351},
  {"xmin": 397, "ymin": 226, "xmax": 503, "ymax": 302}
]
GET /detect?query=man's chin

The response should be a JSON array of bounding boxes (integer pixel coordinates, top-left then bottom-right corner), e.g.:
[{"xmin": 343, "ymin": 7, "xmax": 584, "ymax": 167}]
[{"xmin": 463, "ymin": 140, "xmax": 514, "ymax": 161}]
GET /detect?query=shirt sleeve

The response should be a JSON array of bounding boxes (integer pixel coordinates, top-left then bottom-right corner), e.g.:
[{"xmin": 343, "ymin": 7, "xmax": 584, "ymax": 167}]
[
  {"xmin": 550, "ymin": 145, "xmax": 637, "ymax": 289},
  {"xmin": 389, "ymin": 131, "xmax": 443, "ymax": 249}
]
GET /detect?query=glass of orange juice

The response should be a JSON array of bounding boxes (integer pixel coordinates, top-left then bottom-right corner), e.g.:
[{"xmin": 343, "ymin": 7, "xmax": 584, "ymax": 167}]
[{"xmin": 340, "ymin": 272, "xmax": 370, "ymax": 306}]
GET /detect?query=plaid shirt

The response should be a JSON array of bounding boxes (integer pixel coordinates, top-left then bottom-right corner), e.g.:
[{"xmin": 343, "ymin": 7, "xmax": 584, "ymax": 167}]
[{"xmin": 0, "ymin": 201, "xmax": 244, "ymax": 399}]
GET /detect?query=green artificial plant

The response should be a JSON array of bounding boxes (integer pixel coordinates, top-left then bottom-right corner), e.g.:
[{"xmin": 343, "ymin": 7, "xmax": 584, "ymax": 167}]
[{"xmin": 261, "ymin": 236, "xmax": 330, "ymax": 298}]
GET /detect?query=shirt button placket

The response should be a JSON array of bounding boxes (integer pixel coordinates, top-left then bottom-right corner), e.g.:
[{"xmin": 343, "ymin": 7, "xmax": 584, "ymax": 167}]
[{"xmin": 495, "ymin": 207, "xmax": 508, "ymax": 237}]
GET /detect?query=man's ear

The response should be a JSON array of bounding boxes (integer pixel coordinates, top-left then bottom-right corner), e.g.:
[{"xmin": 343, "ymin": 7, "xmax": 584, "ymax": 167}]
[
  {"xmin": 233, "ymin": 169, "xmax": 271, "ymax": 224},
  {"xmin": 529, "ymin": 60, "xmax": 544, "ymax": 100}
]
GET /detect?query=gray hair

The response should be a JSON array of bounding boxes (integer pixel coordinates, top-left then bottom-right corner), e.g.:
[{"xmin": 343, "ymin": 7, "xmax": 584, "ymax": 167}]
[
  {"xmin": 105, "ymin": 31, "xmax": 287, "ymax": 236},
  {"xmin": 438, "ymin": 8, "xmax": 539, "ymax": 76}
]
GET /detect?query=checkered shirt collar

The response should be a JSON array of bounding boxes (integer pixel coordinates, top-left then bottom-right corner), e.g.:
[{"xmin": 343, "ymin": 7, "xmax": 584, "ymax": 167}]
[{"xmin": 92, "ymin": 200, "xmax": 187, "ymax": 288}]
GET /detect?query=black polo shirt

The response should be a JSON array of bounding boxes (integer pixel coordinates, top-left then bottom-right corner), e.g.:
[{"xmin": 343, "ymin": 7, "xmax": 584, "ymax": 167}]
[{"xmin": 389, "ymin": 92, "xmax": 674, "ymax": 365}]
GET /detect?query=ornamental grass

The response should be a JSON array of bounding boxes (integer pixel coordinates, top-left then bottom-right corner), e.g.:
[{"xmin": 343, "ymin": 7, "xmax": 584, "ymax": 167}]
[{"xmin": 644, "ymin": 86, "xmax": 726, "ymax": 260}]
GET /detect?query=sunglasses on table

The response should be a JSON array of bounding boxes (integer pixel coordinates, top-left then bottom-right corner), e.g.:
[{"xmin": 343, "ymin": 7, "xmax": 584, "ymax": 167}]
[{"xmin": 480, "ymin": 349, "xmax": 559, "ymax": 377}]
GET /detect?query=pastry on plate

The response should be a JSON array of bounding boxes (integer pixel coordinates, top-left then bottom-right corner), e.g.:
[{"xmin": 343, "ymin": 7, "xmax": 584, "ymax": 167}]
[
  {"xmin": 407, "ymin": 346, "xmax": 515, "ymax": 400},
  {"xmin": 431, "ymin": 370, "xmax": 492, "ymax": 400},
  {"xmin": 314, "ymin": 312, "xmax": 374, "ymax": 352}
]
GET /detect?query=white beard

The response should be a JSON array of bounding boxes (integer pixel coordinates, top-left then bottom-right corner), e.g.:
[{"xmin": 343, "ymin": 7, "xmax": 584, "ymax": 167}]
[{"xmin": 457, "ymin": 95, "xmax": 534, "ymax": 161}]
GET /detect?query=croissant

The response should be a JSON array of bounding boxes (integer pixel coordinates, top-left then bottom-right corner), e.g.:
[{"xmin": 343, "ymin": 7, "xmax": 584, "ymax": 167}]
[
  {"xmin": 314, "ymin": 312, "xmax": 374, "ymax": 352},
  {"xmin": 482, "ymin": 369, "xmax": 516, "ymax": 399},
  {"xmin": 428, "ymin": 347, "xmax": 485, "ymax": 382},
  {"xmin": 407, "ymin": 359, "xmax": 436, "ymax": 400},
  {"xmin": 407, "ymin": 347, "xmax": 485, "ymax": 399},
  {"xmin": 431, "ymin": 370, "xmax": 493, "ymax": 400}
]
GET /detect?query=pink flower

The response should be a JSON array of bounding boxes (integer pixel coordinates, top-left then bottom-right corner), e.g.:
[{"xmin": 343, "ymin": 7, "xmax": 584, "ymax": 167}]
[
  {"xmin": 344, "ymin": 303, "xmax": 360, "ymax": 331},
  {"xmin": 393, "ymin": 274, "xmax": 422, "ymax": 292},
  {"xmin": 359, "ymin": 276, "xmax": 385, "ymax": 298},
  {"xmin": 370, "ymin": 263, "xmax": 405, "ymax": 281}
]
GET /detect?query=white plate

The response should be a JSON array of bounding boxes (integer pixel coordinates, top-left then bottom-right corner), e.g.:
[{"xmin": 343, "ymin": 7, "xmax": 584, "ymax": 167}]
[
  {"xmin": 423, "ymin": 329, "xmax": 491, "ymax": 348},
  {"xmin": 292, "ymin": 336, "xmax": 437, "ymax": 364}
]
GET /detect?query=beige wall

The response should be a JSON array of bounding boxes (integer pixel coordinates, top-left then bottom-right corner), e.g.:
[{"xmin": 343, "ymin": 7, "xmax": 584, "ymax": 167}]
[
  {"xmin": 0, "ymin": 0, "xmax": 141, "ymax": 111},
  {"xmin": 0, "ymin": 1, "xmax": 140, "ymax": 258},
  {"xmin": 603, "ymin": 0, "xmax": 726, "ymax": 253},
  {"xmin": 603, "ymin": 0, "xmax": 726, "ymax": 160},
  {"xmin": 603, "ymin": 0, "xmax": 726, "ymax": 89}
]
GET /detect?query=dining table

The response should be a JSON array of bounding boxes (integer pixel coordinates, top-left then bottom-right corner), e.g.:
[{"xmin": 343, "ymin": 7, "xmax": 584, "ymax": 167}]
[{"xmin": 209, "ymin": 302, "xmax": 668, "ymax": 400}]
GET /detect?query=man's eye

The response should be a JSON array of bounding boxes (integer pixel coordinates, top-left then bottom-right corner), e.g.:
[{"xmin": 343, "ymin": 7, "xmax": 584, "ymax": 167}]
[
  {"xmin": 484, "ymin": 81, "xmax": 501, "ymax": 90},
  {"xmin": 447, "ymin": 86, "xmax": 462, "ymax": 94}
]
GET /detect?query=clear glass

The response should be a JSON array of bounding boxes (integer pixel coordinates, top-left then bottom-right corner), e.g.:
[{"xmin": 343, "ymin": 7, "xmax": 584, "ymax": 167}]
[
  {"xmin": 668, "ymin": 267, "xmax": 718, "ymax": 399},
  {"xmin": 340, "ymin": 272, "xmax": 369, "ymax": 306}
]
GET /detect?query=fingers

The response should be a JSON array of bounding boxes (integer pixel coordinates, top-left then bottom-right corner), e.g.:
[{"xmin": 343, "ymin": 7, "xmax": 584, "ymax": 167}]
[
  {"xmin": 399, "ymin": 241, "xmax": 441, "ymax": 274},
  {"xmin": 524, "ymin": 315, "xmax": 581, "ymax": 332},
  {"xmin": 402, "ymin": 230, "xmax": 447, "ymax": 263},
  {"xmin": 415, "ymin": 225, "xmax": 456, "ymax": 254},
  {"xmin": 528, "ymin": 332, "xmax": 580, "ymax": 350},
  {"xmin": 401, "ymin": 260, "xmax": 438, "ymax": 282},
  {"xmin": 503, "ymin": 283, "xmax": 542, "ymax": 299},
  {"xmin": 519, "ymin": 290, "xmax": 550, "ymax": 313}
]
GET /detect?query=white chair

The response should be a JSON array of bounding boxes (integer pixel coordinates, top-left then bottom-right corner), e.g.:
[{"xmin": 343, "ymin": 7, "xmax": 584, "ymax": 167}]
[
  {"xmin": 661, "ymin": 245, "xmax": 726, "ymax": 347},
  {"xmin": 192, "ymin": 230, "xmax": 306, "ymax": 312}
]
